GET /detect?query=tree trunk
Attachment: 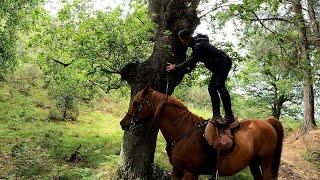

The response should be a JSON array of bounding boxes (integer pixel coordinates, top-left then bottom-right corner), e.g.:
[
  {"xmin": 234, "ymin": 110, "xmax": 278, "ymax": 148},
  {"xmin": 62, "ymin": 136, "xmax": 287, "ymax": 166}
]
[
  {"xmin": 307, "ymin": 0, "xmax": 320, "ymax": 49},
  {"xmin": 116, "ymin": 1, "xmax": 200, "ymax": 178},
  {"xmin": 271, "ymin": 84, "xmax": 285, "ymax": 120},
  {"xmin": 293, "ymin": 0, "xmax": 317, "ymax": 133}
]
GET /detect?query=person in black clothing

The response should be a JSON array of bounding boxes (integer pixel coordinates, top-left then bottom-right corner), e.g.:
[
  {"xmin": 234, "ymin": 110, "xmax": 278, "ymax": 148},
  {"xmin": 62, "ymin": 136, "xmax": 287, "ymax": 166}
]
[{"xmin": 166, "ymin": 29, "xmax": 234, "ymax": 127}]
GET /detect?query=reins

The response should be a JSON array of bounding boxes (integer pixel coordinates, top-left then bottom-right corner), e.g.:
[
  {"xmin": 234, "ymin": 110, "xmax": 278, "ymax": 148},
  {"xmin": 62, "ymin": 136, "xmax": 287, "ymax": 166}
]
[
  {"xmin": 171, "ymin": 121, "xmax": 208, "ymax": 147},
  {"xmin": 166, "ymin": 120, "xmax": 208, "ymax": 162},
  {"xmin": 166, "ymin": 72, "xmax": 169, "ymax": 101}
]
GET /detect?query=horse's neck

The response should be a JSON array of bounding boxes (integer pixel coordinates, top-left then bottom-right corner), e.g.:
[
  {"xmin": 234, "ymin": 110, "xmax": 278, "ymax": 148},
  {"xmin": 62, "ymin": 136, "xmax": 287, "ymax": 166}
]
[{"xmin": 157, "ymin": 105, "xmax": 201, "ymax": 144}]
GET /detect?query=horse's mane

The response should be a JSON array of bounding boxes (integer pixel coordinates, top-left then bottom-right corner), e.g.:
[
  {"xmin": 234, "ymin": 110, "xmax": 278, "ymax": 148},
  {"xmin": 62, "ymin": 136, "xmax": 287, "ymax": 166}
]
[
  {"xmin": 150, "ymin": 90, "xmax": 203, "ymax": 126},
  {"xmin": 150, "ymin": 89, "xmax": 188, "ymax": 110},
  {"xmin": 167, "ymin": 97, "xmax": 188, "ymax": 110}
]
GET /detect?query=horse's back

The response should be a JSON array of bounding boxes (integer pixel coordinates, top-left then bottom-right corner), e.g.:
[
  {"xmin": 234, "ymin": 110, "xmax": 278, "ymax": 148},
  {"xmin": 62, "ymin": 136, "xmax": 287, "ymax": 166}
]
[{"xmin": 238, "ymin": 118, "xmax": 278, "ymax": 156}]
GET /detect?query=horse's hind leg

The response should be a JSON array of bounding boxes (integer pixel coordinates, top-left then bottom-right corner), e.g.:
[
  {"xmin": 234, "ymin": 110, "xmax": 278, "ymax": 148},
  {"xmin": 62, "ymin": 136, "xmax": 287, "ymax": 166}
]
[
  {"xmin": 249, "ymin": 157, "xmax": 262, "ymax": 180},
  {"xmin": 260, "ymin": 156, "xmax": 273, "ymax": 180}
]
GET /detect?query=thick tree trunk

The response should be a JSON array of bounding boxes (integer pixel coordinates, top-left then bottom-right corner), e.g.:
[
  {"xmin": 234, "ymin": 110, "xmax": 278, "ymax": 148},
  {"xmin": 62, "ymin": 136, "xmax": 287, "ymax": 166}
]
[
  {"xmin": 293, "ymin": 0, "xmax": 317, "ymax": 133},
  {"xmin": 116, "ymin": 1, "xmax": 200, "ymax": 178},
  {"xmin": 307, "ymin": 0, "xmax": 320, "ymax": 49}
]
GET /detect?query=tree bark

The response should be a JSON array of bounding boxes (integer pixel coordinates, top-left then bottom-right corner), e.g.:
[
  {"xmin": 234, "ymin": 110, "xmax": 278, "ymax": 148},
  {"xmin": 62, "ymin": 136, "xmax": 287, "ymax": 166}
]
[
  {"xmin": 293, "ymin": 0, "xmax": 317, "ymax": 133},
  {"xmin": 271, "ymin": 82, "xmax": 286, "ymax": 120},
  {"xmin": 116, "ymin": 1, "xmax": 200, "ymax": 178},
  {"xmin": 307, "ymin": 0, "xmax": 320, "ymax": 49}
]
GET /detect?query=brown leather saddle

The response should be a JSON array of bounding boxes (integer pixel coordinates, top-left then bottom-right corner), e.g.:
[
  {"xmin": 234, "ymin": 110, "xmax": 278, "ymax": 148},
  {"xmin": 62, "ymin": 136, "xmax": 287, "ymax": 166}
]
[{"xmin": 203, "ymin": 119, "xmax": 240, "ymax": 154}]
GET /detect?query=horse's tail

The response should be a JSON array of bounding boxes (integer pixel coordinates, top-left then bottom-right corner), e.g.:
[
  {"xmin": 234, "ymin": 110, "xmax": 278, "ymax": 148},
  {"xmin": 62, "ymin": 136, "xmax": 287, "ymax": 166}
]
[{"xmin": 267, "ymin": 117, "xmax": 284, "ymax": 179}]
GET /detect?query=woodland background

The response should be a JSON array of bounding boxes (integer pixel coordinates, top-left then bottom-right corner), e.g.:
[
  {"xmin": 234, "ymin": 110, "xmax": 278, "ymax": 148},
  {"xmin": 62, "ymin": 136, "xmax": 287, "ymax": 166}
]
[{"xmin": 0, "ymin": 0, "xmax": 319, "ymax": 179}]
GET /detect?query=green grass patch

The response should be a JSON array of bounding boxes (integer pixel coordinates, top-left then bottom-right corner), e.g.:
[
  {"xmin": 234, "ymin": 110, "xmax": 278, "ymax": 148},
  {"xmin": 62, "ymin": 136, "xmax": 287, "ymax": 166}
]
[
  {"xmin": 304, "ymin": 150, "xmax": 320, "ymax": 170},
  {"xmin": 280, "ymin": 117, "xmax": 302, "ymax": 136}
]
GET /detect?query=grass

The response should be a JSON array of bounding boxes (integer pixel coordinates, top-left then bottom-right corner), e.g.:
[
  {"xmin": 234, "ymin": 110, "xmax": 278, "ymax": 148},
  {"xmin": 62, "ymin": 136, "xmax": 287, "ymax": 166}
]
[
  {"xmin": 0, "ymin": 111, "xmax": 124, "ymax": 179},
  {"xmin": 0, "ymin": 86, "xmax": 126, "ymax": 179}
]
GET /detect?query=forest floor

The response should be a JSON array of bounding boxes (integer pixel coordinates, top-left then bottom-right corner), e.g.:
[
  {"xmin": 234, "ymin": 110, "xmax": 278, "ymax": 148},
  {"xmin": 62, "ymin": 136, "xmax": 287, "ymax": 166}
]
[{"xmin": 279, "ymin": 129, "xmax": 320, "ymax": 180}]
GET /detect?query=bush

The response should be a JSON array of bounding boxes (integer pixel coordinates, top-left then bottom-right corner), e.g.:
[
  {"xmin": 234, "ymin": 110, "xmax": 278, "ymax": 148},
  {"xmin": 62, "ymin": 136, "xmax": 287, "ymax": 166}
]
[
  {"xmin": 10, "ymin": 63, "xmax": 44, "ymax": 95},
  {"xmin": 280, "ymin": 117, "xmax": 302, "ymax": 135}
]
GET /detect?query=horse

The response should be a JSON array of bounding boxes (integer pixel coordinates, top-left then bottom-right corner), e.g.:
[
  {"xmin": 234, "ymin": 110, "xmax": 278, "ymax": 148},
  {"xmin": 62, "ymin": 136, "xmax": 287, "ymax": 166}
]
[{"xmin": 120, "ymin": 87, "xmax": 284, "ymax": 180}]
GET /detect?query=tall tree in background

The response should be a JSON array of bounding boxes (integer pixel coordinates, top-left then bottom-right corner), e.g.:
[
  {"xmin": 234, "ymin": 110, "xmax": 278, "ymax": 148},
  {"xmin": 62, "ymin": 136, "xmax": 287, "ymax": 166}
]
[
  {"xmin": 219, "ymin": 0, "xmax": 318, "ymax": 133},
  {"xmin": 293, "ymin": 0, "xmax": 317, "ymax": 133},
  {"xmin": 117, "ymin": 0, "xmax": 200, "ymax": 178},
  {"xmin": 307, "ymin": 0, "xmax": 320, "ymax": 50}
]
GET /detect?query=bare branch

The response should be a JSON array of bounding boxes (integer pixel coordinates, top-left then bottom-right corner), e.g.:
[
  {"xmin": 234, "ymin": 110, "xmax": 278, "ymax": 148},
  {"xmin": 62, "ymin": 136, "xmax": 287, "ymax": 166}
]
[
  {"xmin": 251, "ymin": 11, "xmax": 290, "ymax": 58},
  {"xmin": 136, "ymin": 17, "xmax": 145, "ymax": 24},
  {"xmin": 86, "ymin": 65, "xmax": 120, "ymax": 76},
  {"xmin": 199, "ymin": 3, "xmax": 230, "ymax": 19},
  {"xmin": 48, "ymin": 58, "xmax": 71, "ymax": 67},
  {"xmin": 249, "ymin": 17, "xmax": 293, "ymax": 24},
  {"xmin": 100, "ymin": 68, "xmax": 120, "ymax": 74}
]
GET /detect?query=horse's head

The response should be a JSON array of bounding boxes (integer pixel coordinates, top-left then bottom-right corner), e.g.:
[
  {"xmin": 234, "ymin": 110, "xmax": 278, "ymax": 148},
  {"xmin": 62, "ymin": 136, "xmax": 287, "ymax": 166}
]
[{"xmin": 120, "ymin": 86, "xmax": 153, "ymax": 131}]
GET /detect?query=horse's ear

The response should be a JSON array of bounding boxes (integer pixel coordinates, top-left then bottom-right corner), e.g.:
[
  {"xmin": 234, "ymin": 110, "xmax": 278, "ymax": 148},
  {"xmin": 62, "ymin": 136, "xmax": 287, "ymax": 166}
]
[{"xmin": 141, "ymin": 83, "xmax": 151, "ymax": 97}]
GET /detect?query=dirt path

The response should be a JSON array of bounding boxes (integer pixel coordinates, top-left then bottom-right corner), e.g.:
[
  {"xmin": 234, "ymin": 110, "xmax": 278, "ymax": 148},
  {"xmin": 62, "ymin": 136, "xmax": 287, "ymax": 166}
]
[{"xmin": 279, "ymin": 130, "xmax": 320, "ymax": 180}]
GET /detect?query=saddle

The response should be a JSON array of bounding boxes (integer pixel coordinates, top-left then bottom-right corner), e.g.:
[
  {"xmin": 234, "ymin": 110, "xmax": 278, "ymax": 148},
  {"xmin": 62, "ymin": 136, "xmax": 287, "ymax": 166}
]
[{"xmin": 203, "ymin": 119, "xmax": 240, "ymax": 154}]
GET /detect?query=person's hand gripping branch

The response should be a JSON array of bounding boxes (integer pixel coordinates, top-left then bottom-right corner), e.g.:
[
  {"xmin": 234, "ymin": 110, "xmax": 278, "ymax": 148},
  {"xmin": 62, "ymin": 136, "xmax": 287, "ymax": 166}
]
[{"xmin": 166, "ymin": 63, "xmax": 176, "ymax": 72}]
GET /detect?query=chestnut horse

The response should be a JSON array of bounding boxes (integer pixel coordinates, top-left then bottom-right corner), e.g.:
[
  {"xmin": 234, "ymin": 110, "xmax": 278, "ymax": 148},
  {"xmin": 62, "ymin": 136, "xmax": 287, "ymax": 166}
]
[{"xmin": 120, "ymin": 87, "xmax": 284, "ymax": 180}]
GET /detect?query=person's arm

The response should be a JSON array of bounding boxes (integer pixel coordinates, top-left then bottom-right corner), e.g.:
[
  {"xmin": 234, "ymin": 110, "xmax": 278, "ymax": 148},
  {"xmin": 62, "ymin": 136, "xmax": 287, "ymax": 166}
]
[{"xmin": 175, "ymin": 45, "xmax": 200, "ymax": 73}]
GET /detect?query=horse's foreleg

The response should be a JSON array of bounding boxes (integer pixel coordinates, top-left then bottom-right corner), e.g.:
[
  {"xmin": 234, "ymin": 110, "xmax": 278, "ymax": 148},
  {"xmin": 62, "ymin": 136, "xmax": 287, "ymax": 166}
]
[
  {"xmin": 249, "ymin": 157, "xmax": 263, "ymax": 180},
  {"xmin": 183, "ymin": 171, "xmax": 198, "ymax": 180},
  {"xmin": 261, "ymin": 156, "xmax": 273, "ymax": 180}
]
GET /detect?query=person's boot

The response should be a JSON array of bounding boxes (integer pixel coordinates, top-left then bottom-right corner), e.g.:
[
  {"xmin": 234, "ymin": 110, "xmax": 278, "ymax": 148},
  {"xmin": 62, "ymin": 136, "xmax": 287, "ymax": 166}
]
[
  {"xmin": 212, "ymin": 114, "xmax": 224, "ymax": 126},
  {"xmin": 225, "ymin": 114, "xmax": 235, "ymax": 125}
]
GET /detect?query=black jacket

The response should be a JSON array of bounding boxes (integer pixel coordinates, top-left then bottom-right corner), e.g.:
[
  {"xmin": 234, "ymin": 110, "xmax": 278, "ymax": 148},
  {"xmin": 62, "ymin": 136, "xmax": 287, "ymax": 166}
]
[{"xmin": 175, "ymin": 37, "xmax": 232, "ymax": 73}]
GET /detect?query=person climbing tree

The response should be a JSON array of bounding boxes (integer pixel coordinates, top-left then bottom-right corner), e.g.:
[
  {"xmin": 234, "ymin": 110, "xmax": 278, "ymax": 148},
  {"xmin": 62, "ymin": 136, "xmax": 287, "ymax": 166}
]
[{"xmin": 166, "ymin": 29, "xmax": 235, "ymax": 130}]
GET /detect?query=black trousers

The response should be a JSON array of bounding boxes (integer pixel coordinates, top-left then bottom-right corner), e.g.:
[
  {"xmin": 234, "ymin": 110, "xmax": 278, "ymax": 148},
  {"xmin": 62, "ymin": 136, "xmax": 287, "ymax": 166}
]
[{"xmin": 208, "ymin": 61, "xmax": 234, "ymax": 124}]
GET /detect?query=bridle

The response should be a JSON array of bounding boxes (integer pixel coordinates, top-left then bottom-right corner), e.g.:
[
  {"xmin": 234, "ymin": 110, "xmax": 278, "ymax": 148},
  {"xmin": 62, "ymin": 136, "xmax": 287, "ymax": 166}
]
[{"xmin": 124, "ymin": 94, "xmax": 151, "ymax": 130}]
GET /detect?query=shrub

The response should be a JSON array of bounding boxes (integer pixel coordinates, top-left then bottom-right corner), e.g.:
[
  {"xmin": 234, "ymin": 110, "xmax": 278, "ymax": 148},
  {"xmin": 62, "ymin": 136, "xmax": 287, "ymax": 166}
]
[
  {"xmin": 186, "ymin": 86, "xmax": 211, "ymax": 108},
  {"xmin": 10, "ymin": 63, "xmax": 44, "ymax": 95}
]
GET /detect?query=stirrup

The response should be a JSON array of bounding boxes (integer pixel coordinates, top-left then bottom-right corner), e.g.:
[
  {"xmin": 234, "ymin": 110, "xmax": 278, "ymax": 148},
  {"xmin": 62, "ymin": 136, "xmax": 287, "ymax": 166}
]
[{"xmin": 228, "ymin": 118, "xmax": 240, "ymax": 129}]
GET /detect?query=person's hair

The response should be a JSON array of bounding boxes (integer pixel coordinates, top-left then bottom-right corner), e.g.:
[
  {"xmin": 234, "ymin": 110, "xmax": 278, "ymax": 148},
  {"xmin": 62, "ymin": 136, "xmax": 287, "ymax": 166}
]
[
  {"xmin": 178, "ymin": 29, "xmax": 192, "ymax": 41},
  {"xmin": 194, "ymin": 34, "xmax": 209, "ymax": 42}
]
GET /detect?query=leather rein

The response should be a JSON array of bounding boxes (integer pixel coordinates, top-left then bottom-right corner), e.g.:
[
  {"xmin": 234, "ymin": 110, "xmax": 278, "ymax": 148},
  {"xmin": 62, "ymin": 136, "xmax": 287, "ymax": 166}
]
[{"xmin": 166, "ymin": 120, "xmax": 208, "ymax": 159}]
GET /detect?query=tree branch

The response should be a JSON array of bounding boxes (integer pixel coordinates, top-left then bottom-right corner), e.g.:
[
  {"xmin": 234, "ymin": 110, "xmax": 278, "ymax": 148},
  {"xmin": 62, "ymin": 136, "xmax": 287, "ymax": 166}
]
[
  {"xmin": 86, "ymin": 65, "xmax": 120, "ymax": 76},
  {"xmin": 199, "ymin": 3, "xmax": 230, "ymax": 19},
  {"xmin": 249, "ymin": 17, "xmax": 293, "ymax": 24},
  {"xmin": 136, "ymin": 17, "xmax": 145, "ymax": 24},
  {"xmin": 251, "ymin": 11, "xmax": 290, "ymax": 58},
  {"xmin": 190, "ymin": 0, "xmax": 200, "ymax": 11},
  {"xmin": 92, "ymin": 81, "xmax": 122, "ymax": 93},
  {"xmin": 48, "ymin": 58, "xmax": 71, "ymax": 67},
  {"xmin": 100, "ymin": 68, "xmax": 120, "ymax": 74}
]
